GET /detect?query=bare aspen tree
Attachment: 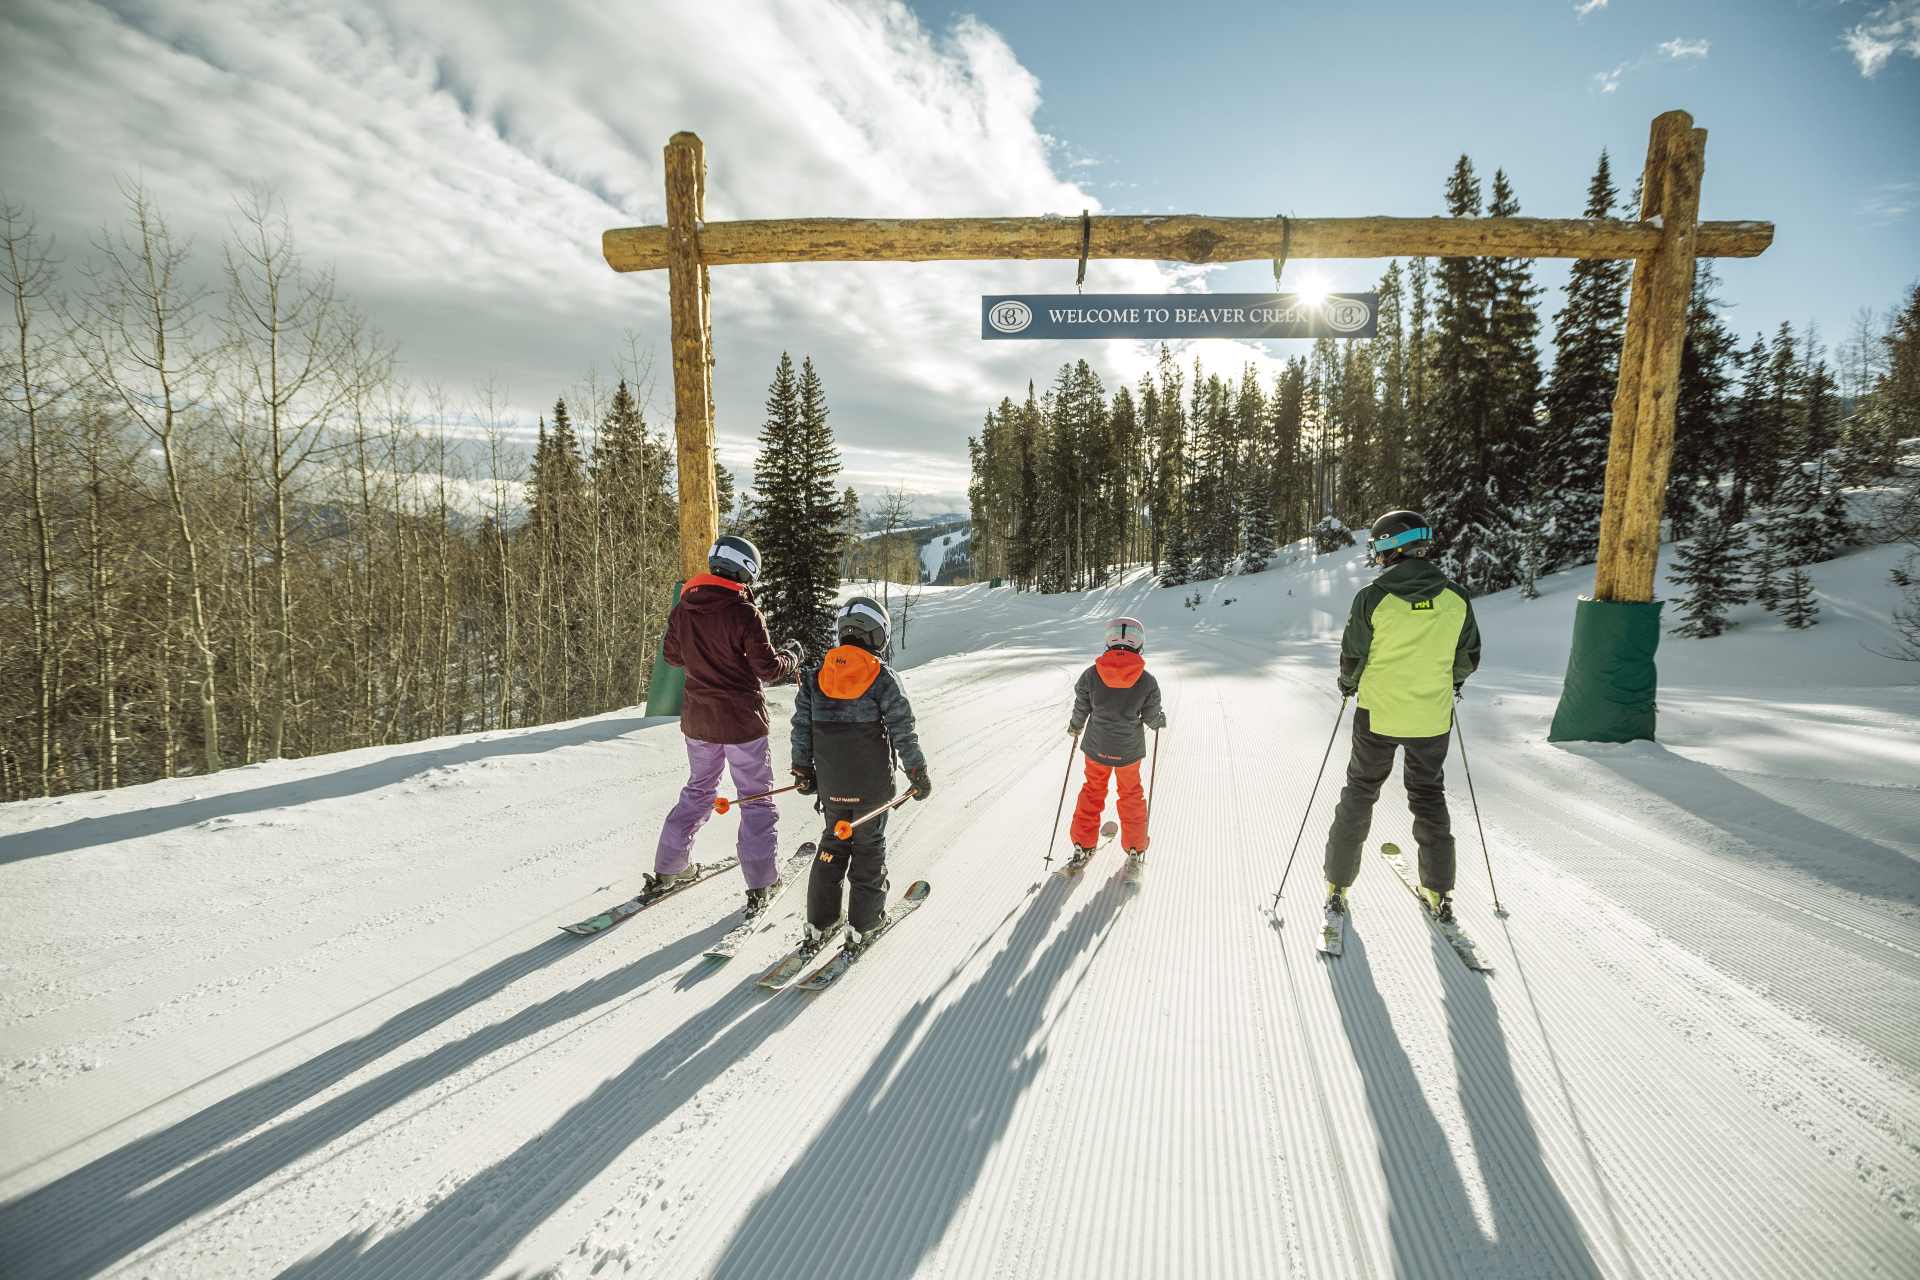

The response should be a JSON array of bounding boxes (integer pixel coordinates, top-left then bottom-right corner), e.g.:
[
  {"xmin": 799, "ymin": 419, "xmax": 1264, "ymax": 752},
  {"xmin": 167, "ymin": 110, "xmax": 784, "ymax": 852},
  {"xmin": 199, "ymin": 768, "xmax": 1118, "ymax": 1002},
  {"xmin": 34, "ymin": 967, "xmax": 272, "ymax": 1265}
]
[
  {"xmin": 79, "ymin": 183, "xmax": 227, "ymax": 774},
  {"xmin": 477, "ymin": 379, "xmax": 517, "ymax": 730},
  {"xmin": 1, "ymin": 203, "xmax": 68, "ymax": 796},
  {"xmin": 223, "ymin": 190, "xmax": 353, "ymax": 758}
]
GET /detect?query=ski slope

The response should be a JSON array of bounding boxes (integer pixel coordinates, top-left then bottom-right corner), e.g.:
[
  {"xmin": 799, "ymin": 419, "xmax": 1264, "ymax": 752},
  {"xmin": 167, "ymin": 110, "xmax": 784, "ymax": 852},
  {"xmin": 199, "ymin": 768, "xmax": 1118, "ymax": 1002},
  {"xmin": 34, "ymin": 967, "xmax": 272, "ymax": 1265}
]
[{"xmin": 3, "ymin": 538, "xmax": 1918, "ymax": 1278}]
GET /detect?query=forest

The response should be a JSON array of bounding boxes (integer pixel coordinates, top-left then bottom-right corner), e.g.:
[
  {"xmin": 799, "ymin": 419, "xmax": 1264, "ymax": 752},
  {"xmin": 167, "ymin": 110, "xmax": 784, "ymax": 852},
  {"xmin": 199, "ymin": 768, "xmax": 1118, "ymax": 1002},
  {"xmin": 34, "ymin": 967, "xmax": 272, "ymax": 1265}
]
[{"xmin": 966, "ymin": 153, "xmax": 1918, "ymax": 632}]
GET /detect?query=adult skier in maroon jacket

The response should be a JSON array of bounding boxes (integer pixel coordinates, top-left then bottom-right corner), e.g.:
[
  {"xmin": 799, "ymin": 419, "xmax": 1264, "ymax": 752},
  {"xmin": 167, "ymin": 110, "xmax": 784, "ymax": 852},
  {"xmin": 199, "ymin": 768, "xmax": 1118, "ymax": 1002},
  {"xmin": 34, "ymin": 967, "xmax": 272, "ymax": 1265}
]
[{"xmin": 651, "ymin": 534, "xmax": 801, "ymax": 915}]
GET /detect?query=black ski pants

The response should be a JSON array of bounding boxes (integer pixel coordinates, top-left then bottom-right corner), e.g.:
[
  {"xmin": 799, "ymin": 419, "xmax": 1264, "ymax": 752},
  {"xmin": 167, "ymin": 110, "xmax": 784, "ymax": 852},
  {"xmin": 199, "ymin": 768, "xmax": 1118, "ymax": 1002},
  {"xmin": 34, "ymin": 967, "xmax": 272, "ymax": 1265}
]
[
  {"xmin": 1323, "ymin": 707, "xmax": 1456, "ymax": 892},
  {"xmin": 807, "ymin": 804, "xmax": 889, "ymax": 933}
]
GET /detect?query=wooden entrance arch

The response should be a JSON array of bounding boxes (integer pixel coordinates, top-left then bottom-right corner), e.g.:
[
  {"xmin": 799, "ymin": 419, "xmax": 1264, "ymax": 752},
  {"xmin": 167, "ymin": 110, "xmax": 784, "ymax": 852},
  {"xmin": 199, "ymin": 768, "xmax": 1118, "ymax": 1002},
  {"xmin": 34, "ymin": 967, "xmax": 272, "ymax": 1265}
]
[{"xmin": 602, "ymin": 110, "xmax": 1772, "ymax": 741}]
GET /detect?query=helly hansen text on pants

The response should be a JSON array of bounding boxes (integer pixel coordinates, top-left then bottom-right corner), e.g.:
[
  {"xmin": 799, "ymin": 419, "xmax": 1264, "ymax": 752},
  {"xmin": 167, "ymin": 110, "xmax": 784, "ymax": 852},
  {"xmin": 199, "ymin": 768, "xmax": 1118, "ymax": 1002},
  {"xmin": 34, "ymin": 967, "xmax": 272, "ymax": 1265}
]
[{"xmin": 808, "ymin": 803, "xmax": 890, "ymax": 933}]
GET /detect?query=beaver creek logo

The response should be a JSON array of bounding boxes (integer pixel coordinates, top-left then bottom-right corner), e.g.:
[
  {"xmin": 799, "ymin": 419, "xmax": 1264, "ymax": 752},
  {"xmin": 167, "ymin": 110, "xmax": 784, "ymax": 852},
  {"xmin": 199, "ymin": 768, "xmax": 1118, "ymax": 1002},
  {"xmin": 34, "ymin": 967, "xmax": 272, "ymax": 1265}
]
[
  {"xmin": 1324, "ymin": 296, "xmax": 1371, "ymax": 334},
  {"xmin": 987, "ymin": 300, "xmax": 1034, "ymax": 334}
]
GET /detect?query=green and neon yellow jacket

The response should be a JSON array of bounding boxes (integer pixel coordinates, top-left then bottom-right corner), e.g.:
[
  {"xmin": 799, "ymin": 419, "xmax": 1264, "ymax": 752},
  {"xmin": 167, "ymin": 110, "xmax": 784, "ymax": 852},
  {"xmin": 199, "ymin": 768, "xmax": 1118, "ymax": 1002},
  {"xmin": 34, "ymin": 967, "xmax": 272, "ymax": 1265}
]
[{"xmin": 1337, "ymin": 558, "xmax": 1481, "ymax": 739}]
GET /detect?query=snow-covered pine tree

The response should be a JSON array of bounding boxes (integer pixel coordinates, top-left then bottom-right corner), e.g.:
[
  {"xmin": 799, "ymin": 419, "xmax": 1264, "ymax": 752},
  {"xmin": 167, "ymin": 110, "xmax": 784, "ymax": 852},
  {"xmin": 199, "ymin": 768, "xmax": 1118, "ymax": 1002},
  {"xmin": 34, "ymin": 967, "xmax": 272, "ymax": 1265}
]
[
  {"xmin": 1542, "ymin": 152, "xmax": 1628, "ymax": 571},
  {"xmin": 1485, "ymin": 168, "xmax": 1544, "ymax": 570},
  {"xmin": 1159, "ymin": 514, "xmax": 1193, "ymax": 586},
  {"xmin": 1424, "ymin": 156, "xmax": 1502, "ymax": 593},
  {"xmin": 1671, "ymin": 514, "xmax": 1749, "ymax": 638},
  {"xmin": 1781, "ymin": 565, "xmax": 1819, "ymax": 629},
  {"xmin": 1667, "ymin": 265, "xmax": 1739, "ymax": 537},
  {"xmin": 1726, "ymin": 333, "xmax": 1771, "ymax": 522}
]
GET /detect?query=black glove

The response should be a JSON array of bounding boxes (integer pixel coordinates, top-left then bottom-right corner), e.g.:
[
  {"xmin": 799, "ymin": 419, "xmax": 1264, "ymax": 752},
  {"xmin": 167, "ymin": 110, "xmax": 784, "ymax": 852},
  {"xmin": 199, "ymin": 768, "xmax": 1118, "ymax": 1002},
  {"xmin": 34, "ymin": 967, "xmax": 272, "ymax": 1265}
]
[
  {"xmin": 1453, "ymin": 682, "xmax": 1464, "ymax": 701},
  {"xmin": 1067, "ymin": 724, "xmax": 1080, "ymax": 738},
  {"xmin": 906, "ymin": 765, "xmax": 932, "ymax": 801},
  {"xmin": 791, "ymin": 765, "xmax": 816, "ymax": 796},
  {"xmin": 1337, "ymin": 680, "xmax": 1357, "ymax": 698}
]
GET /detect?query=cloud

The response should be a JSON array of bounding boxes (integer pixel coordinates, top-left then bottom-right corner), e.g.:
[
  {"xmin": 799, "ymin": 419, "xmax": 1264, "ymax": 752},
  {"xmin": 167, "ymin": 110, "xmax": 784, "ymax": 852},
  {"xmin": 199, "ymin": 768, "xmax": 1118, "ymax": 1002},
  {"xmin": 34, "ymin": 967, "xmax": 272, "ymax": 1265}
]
[
  {"xmin": 1659, "ymin": 38, "xmax": 1710, "ymax": 60},
  {"xmin": 0, "ymin": 0, "xmax": 1269, "ymax": 510},
  {"xmin": 1863, "ymin": 180, "xmax": 1916, "ymax": 222},
  {"xmin": 1594, "ymin": 62, "xmax": 1628, "ymax": 93},
  {"xmin": 1843, "ymin": 1, "xmax": 1920, "ymax": 76},
  {"xmin": 1574, "ymin": 0, "xmax": 1607, "ymax": 16}
]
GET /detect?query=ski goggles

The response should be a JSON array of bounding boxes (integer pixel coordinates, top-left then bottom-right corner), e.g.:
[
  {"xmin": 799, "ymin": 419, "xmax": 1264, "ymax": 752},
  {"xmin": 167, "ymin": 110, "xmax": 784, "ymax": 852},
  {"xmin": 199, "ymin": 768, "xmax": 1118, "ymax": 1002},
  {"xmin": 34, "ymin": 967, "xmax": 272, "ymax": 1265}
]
[{"xmin": 1371, "ymin": 527, "xmax": 1432, "ymax": 554}]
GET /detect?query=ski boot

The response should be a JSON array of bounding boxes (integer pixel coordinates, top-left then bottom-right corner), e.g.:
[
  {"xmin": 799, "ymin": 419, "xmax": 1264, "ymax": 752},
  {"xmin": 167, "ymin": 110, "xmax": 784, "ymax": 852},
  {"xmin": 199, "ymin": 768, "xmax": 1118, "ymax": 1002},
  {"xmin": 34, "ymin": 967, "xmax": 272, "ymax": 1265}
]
[
  {"xmin": 1419, "ymin": 886, "xmax": 1456, "ymax": 924},
  {"xmin": 1324, "ymin": 882, "xmax": 1349, "ymax": 915},
  {"xmin": 743, "ymin": 879, "xmax": 784, "ymax": 921},
  {"xmin": 1124, "ymin": 848, "xmax": 1147, "ymax": 867},
  {"xmin": 643, "ymin": 866, "xmax": 702, "ymax": 896}
]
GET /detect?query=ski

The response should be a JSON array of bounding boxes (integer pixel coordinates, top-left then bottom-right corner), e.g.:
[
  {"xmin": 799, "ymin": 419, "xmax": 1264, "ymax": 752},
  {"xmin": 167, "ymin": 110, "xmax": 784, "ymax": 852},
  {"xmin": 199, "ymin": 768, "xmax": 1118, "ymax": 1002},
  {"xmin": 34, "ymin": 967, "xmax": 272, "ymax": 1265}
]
[
  {"xmin": 1379, "ymin": 842, "xmax": 1491, "ymax": 972},
  {"xmin": 560, "ymin": 857, "xmax": 740, "ymax": 936},
  {"xmin": 1318, "ymin": 899, "xmax": 1347, "ymax": 957},
  {"xmin": 704, "ymin": 844, "xmax": 816, "ymax": 962},
  {"xmin": 756, "ymin": 919, "xmax": 843, "ymax": 990},
  {"xmin": 795, "ymin": 880, "xmax": 932, "ymax": 991},
  {"xmin": 1058, "ymin": 820, "xmax": 1120, "ymax": 877}
]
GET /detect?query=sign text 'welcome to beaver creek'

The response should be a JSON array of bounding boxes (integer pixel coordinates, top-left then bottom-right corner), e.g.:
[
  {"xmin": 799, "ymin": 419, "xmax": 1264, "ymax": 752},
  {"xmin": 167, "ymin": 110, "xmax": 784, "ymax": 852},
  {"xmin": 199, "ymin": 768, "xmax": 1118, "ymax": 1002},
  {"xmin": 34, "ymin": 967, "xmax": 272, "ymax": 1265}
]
[{"xmin": 981, "ymin": 292, "xmax": 1378, "ymax": 341}]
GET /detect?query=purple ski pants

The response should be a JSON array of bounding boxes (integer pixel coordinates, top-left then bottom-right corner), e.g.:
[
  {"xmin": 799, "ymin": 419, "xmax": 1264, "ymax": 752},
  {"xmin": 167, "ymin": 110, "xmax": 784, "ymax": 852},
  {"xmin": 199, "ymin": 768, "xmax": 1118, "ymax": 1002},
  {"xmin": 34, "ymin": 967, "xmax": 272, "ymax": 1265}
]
[{"xmin": 654, "ymin": 735, "xmax": 781, "ymax": 889}]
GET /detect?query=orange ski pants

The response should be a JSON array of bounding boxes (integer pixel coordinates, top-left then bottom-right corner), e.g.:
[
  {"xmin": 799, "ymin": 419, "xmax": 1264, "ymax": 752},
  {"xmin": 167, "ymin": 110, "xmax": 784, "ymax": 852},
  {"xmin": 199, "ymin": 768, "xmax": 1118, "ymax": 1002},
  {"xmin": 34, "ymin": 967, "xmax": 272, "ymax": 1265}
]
[{"xmin": 1070, "ymin": 758, "xmax": 1149, "ymax": 851}]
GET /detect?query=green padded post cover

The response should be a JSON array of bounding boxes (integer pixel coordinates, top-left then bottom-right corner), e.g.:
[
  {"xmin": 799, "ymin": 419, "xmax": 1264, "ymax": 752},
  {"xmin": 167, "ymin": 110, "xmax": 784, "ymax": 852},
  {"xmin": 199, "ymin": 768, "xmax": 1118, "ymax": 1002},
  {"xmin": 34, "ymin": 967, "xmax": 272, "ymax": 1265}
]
[
  {"xmin": 1549, "ymin": 596, "xmax": 1664, "ymax": 743},
  {"xmin": 644, "ymin": 581, "xmax": 686, "ymax": 718}
]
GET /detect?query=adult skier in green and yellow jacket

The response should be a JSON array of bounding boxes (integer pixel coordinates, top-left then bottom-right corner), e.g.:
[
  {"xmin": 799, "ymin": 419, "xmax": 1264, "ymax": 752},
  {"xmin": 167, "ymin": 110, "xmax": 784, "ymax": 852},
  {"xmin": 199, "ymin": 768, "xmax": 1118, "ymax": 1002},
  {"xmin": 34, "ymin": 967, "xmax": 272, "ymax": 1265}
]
[{"xmin": 1323, "ymin": 509, "xmax": 1481, "ymax": 923}]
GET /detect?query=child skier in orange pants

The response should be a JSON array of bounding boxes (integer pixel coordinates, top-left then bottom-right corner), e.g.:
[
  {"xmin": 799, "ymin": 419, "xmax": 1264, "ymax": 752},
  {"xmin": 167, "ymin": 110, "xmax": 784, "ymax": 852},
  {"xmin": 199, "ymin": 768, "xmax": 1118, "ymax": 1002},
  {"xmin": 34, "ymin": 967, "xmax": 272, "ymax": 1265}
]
[{"xmin": 1067, "ymin": 617, "xmax": 1166, "ymax": 866}]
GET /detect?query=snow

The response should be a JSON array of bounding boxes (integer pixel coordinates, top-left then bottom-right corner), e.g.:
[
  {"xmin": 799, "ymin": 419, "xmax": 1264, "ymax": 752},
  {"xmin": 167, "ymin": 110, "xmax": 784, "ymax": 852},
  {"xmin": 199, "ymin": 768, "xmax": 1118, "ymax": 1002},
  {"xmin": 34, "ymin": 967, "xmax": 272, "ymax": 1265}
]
[
  {"xmin": 919, "ymin": 527, "xmax": 971, "ymax": 582},
  {"xmin": 3, "ymin": 536, "xmax": 1918, "ymax": 1278}
]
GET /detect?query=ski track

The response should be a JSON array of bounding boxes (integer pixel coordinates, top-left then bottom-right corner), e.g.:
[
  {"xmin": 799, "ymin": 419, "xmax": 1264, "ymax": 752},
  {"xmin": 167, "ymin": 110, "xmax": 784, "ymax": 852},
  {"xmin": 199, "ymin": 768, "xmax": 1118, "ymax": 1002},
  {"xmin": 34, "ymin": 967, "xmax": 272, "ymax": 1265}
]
[{"xmin": 3, "ymin": 581, "xmax": 1919, "ymax": 1277}]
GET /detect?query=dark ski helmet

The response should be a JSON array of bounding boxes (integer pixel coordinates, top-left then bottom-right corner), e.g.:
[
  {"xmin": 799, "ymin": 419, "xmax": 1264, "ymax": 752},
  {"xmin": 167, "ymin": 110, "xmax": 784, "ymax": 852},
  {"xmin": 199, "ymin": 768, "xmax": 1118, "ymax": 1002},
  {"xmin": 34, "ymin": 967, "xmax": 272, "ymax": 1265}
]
[
  {"xmin": 1369, "ymin": 510, "xmax": 1433, "ymax": 565},
  {"xmin": 707, "ymin": 533, "xmax": 761, "ymax": 584},
  {"xmin": 1105, "ymin": 616, "xmax": 1145, "ymax": 653},
  {"xmin": 835, "ymin": 595, "xmax": 891, "ymax": 653}
]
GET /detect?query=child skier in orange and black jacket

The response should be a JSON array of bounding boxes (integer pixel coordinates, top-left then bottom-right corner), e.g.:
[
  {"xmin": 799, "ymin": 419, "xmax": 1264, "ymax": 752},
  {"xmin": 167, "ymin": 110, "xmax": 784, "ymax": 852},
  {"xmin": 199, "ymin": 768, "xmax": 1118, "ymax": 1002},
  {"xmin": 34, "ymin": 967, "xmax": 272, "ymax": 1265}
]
[
  {"xmin": 1067, "ymin": 616, "xmax": 1166, "ymax": 861},
  {"xmin": 790, "ymin": 596, "xmax": 930, "ymax": 947}
]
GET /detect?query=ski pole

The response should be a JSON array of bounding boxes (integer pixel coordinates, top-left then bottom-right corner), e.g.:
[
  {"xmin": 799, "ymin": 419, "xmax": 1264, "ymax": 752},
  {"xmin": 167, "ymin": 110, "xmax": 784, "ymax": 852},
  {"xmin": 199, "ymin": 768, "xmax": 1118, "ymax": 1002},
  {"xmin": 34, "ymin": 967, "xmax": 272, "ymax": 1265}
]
[
  {"xmin": 833, "ymin": 792, "xmax": 912, "ymax": 841},
  {"xmin": 1268, "ymin": 695, "xmax": 1348, "ymax": 918},
  {"xmin": 1145, "ymin": 728, "xmax": 1161, "ymax": 822},
  {"xmin": 1452, "ymin": 709, "xmax": 1505, "ymax": 916},
  {"xmin": 1043, "ymin": 730, "xmax": 1081, "ymax": 867},
  {"xmin": 713, "ymin": 783, "xmax": 797, "ymax": 815}
]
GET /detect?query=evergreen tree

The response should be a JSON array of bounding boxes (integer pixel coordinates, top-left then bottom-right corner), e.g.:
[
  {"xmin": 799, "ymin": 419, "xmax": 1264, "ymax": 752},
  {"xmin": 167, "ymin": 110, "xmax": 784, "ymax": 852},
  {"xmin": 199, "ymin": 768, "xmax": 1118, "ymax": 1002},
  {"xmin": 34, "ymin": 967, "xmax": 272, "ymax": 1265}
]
[
  {"xmin": 1425, "ymin": 156, "xmax": 1505, "ymax": 594},
  {"xmin": 1668, "ymin": 265, "xmax": 1739, "ymax": 536},
  {"xmin": 751, "ymin": 353, "xmax": 844, "ymax": 652},
  {"xmin": 1542, "ymin": 152, "xmax": 1627, "ymax": 570},
  {"xmin": 1781, "ymin": 565, "xmax": 1819, "ymax": 629},
  {"xmin": 1671, "ymin": 515, "xmax": 1749, "ymax": 638},
  {"xmin": 1373, "ymin": 261, "xmax": 1409, "ymax": 505},
  {"xmin": 1726, "ymin": 334, "xmax": 1771, "ymax": 521}
]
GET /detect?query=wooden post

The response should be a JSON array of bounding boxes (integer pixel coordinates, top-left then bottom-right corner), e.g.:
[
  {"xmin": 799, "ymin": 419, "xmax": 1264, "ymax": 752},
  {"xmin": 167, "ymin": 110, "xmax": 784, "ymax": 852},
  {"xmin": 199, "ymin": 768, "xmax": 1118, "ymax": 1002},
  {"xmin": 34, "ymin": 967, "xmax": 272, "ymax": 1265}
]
[
  {"xmin": 1550, "ymin": 110, "xmax": 1708, "ymax": 744},
  {"xmin": 1593, "ymin": 111, "xmax": 1706, "ymax": 601},
  {"xmin": 665, "ymin": 131, "xmax": 718, "ymax": 580}
]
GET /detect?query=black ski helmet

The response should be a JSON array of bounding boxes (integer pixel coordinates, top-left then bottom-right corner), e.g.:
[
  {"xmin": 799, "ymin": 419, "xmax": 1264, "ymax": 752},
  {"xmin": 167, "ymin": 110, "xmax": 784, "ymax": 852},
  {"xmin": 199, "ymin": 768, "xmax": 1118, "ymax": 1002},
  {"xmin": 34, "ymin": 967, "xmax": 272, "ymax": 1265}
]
[
  {"xmin": 835, "ymin": 596, "xmax": 891, "ymax": 653},
  {"xmin": 707, "ymin": 533, "xmax": 761, "ymax": 584},
  {"xmin": 1369, "ymin": 510, "xmax": 1433, "ymax": 565}
]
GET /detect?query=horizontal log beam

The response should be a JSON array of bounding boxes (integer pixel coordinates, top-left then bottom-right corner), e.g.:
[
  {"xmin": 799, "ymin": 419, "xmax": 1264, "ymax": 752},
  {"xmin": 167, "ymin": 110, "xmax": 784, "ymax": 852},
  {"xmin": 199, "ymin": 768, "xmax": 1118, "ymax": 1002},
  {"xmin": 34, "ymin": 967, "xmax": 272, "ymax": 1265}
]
[{"xmin": 602, "ymin": 214, "xmax": 1772, "ymax": 273}]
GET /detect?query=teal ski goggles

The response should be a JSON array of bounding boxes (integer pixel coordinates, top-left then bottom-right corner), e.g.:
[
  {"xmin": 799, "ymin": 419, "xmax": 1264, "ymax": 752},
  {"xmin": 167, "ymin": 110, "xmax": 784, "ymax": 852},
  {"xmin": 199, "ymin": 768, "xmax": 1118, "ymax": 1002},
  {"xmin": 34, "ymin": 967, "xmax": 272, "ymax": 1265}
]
[{"xmin": 1371, "ymin": 527, "xmax": 1432, "ymax": 554}]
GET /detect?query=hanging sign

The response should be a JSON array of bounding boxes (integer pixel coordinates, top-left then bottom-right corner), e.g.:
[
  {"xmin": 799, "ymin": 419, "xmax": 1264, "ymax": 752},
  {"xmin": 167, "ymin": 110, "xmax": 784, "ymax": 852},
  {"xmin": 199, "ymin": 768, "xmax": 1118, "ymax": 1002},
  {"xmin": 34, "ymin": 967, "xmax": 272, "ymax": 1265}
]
[{"xmin": 981, "ymin": 292, "xmax": 1377, "ymax": 341}]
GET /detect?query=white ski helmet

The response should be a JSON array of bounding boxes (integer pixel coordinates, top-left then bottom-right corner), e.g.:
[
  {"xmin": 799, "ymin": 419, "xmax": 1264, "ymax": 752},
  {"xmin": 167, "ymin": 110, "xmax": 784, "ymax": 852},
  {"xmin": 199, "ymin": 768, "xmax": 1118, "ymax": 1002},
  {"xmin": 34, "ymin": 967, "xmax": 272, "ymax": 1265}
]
[
  {"xmin": 1105, "ymin": 616, "xmax": 1145, "ymax": 653},
  {"xmin": 836, "ymin": 596, "xmax": 891, "ymax": 652}
]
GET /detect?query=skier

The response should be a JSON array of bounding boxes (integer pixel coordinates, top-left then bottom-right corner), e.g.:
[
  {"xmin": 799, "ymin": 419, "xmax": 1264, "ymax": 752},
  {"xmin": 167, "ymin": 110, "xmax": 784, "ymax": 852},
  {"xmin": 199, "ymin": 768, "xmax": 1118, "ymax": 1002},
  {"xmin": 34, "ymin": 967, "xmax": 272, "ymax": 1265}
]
[
  {"xmin": 1067, "ymin": 617, "xmax": 1166, "ymax": 869},
  {"xmin": 1324, "ymin": 510, "xmax": 1480, "ymax": 923},
  {"xmin": 650, "ymin": 534, "xmax": 803, "ymax": 916},
  {"xmin": 789, "ymin": 595, "xmax": 931, "ymax": 954}
]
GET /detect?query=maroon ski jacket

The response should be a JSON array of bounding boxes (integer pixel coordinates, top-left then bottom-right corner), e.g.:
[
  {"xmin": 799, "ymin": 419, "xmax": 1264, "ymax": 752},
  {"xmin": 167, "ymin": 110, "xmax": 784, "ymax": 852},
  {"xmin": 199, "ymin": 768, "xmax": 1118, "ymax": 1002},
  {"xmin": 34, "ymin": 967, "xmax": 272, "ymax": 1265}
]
[{"xmin": 662, "ymin": 575, "xmax": 797, "ymax": 744}]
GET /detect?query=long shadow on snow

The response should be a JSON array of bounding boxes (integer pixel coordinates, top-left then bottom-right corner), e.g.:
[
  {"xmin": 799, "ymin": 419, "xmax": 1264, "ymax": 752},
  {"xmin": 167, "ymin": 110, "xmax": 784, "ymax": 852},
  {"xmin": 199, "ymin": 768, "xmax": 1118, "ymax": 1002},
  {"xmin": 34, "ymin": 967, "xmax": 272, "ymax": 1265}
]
[
  {"xmin": 1327, "ymin": 929, "xmax": 1599, "ymax": 1278},
  {"xmin": 707, "ymin": 870, "xmax": 1127, "ymax": 1279},
  {"xmin": 281, "ymin": 971, "xmax": 805, "ymax": 1279},
  {"xmin": 0, "ymin": 919, "xmax": 725, "ymax": 1279},
  {"xmin": 1565, "ymin": 740, "xmax": 1920, "ymax": 907},
  {"xmin": 0, "ymin": 714, "xmax": 668, "ymax": 864}
]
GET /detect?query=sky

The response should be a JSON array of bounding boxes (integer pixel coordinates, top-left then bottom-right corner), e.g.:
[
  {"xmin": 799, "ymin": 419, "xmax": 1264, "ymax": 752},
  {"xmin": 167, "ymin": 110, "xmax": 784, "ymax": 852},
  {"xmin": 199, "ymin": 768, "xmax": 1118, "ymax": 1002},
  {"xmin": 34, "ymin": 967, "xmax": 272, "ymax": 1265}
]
[{"xmin": 2, "ymin": 0, "xmax": 1915, "ymax": 514}]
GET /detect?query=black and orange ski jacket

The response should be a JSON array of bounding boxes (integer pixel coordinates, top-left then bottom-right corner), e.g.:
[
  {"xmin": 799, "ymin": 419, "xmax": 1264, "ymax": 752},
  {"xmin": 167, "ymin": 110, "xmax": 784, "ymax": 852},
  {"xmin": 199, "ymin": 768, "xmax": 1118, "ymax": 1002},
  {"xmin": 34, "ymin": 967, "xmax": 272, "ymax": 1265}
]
[{"xmin": 791, "ymin": 644, "xmax": 926, "ymax": 808}]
